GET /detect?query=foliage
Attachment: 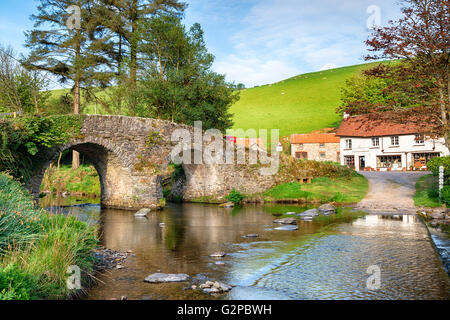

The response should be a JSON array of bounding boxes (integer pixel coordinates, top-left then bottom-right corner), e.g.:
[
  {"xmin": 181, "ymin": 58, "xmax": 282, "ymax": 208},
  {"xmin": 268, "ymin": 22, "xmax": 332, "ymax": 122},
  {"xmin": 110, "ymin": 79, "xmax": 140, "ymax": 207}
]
[
  {"xmin": 226, "ymin": 189, "xmax": 245, "ymax": 204},
  {"xmin": 0, "ymin": 115, "xmax": 82, "ymax": 182},
  {"xmin": 441, "ymin": 186, "xmax": 450, "ymax": 205},
  {"xmin": 0, "ymin": 46, "xmax": 49, "ymax": 114},
  {"xmin": 136, "ymin": 13, "xmax": 238, "ymax": 131},
  {"xmin": 427, "ymin": 156, "xmax": 450, "ymax": 177},
  {"xmin": 145, "ymin": 131, "xmax": 163, "ymax": 147},
  {"xmin": 414, "ymin": 174, "xmax": 442, "ymax": 207},
  {"xmin": 0, "ymin": 173, "xmax": 98, "ymax": 299},
  {"xmin": 41, "ymin": 164, "xmax": 100, "ymax": 197}
]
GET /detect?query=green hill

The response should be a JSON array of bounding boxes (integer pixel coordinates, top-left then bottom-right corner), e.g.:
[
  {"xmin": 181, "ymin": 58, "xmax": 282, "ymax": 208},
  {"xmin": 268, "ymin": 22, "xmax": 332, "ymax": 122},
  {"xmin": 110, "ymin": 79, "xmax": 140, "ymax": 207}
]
[{"xmin": 229, "ymin": 63, "xmax": 377, "ymax": 138}]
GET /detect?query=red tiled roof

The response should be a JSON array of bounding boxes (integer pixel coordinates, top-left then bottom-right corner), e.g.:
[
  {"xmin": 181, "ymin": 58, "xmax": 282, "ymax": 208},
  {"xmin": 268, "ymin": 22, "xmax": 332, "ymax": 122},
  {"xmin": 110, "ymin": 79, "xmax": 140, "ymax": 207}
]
[
  {"xmin": 335, "ymin": 114, "xmax": 430, "ymax": 137},
  {"xmin": 290, "ymin": 133, "xmax": 340, "ymax": 144}
]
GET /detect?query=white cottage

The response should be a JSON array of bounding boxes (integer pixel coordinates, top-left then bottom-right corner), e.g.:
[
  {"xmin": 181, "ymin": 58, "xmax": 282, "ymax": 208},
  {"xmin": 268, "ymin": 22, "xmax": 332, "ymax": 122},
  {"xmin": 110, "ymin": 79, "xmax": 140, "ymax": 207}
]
[{"xmin": 336, "ymin": 114, "xmax": 450, "ymax": 171}]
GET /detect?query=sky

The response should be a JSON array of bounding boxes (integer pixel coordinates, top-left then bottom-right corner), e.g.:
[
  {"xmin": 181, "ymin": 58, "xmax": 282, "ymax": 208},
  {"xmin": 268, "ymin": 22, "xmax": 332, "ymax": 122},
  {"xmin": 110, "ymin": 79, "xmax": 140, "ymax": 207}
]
[{"xmin": 0, "ymin": 0, "xmax": 403, "ymax": 88}]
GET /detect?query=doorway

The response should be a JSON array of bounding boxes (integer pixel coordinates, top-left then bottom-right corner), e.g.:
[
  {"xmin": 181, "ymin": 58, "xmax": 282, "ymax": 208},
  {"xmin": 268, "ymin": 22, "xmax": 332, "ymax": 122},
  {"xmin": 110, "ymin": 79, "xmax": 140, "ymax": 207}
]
[{"xmin": 359, "ymin": 156, "xmax": 366, "ymax": 170}]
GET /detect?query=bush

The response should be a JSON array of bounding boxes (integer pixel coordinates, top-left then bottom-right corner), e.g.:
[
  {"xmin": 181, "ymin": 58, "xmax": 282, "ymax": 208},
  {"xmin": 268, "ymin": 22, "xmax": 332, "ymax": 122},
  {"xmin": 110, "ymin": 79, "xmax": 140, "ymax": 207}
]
[
  {"xmin": 0, "ymin": 264, "xmax": 38, "ymax": 300},
  {"xmin": 226, "ymin": 189, "xmax": 245, "ymax": 204},
  {"xmin": 441, "ymin": 186, "xmax": 450, "ymax": 205},
  {"xmin": 427, "ymin": 156, "xmax": 450, "ymax": 177}
]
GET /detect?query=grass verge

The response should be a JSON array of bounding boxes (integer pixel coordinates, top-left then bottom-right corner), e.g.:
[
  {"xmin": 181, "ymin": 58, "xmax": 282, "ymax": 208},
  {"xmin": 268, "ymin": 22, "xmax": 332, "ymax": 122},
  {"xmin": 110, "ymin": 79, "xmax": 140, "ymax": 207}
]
[
  {"xmin": 414, "ymin": 174, "xmax": 442, "ymax": 208},
  {"xmin": 0, "ymin": 173, "xmax": 98, "ymax": 300},
  {"xmin": 260, "ymin": 175, "xmax": 368, "ymax": 204}
]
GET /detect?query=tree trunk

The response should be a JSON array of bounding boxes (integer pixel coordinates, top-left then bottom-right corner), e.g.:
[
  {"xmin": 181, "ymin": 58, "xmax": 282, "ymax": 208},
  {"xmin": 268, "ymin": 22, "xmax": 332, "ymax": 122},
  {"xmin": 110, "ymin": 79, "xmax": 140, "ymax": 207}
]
[
  {"xmin": 72, "ymin": 28, "xmax": 81, "ymax": 171},
  {"xmin": 129, "ymin": 0, "xmax": 138, "ymax": 115}
]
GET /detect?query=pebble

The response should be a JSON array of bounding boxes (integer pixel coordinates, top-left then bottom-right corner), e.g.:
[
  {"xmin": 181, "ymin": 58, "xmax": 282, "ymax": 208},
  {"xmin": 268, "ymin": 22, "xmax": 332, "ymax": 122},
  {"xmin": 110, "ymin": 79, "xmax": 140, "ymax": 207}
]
[{"xmin": 210, "ymin": 252, "xmax": 226, "ymax": 258}]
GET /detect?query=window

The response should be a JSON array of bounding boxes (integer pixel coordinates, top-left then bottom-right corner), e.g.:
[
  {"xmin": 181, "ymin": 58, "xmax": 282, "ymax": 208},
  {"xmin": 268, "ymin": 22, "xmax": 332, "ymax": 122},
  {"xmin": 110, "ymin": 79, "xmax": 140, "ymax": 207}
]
[
  {"xmin": 319, "ymin": 143, "xmax": 325, "ymax": 148},
  {"xmin": 298, "ymin": 143, "xmax": 304, "ymax": 150},
  {"xmin": 372, "ymin": 137, "xmax": 380, "ymax": 147},
  {"xmin": 345, "ymin": 139, "xmax": 352, "ymax": 149},
  {"xmin": 390, "ymin": 136, "xmax": 399, "ymax": 146},
  {"xmin": 295, "ymin": 152, "xmax": 308, "ymax": 159},
  {"xmin": 377, "ymin": 155, "xmax": 402, "ymax": 168},
  {"xmin": 344, "ymin": 155, "xmax": 355, "ymax": 169},
  {"xmin": 413, "ymin": 153, "xmax": 440, "ymax": 168},
  {"xmin": 320, "ymin": 152, "xmax": 326, "ymax": 158},
  {"xmin": 415, "ymin": 134, "xmax": 425, "ymax": 145}
]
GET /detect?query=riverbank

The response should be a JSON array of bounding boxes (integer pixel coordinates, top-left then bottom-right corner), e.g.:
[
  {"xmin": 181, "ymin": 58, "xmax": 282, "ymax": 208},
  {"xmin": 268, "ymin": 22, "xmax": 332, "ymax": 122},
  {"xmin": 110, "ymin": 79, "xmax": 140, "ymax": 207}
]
[
  {"xmin": 0, "ymin": 173, "xmax": 98, "ymax": 300},
  {"xmin": 41, "ymin": 164, "xmax": 100, "ymax": 198},
  {"xmin": 250, "ymin": 175, "xmax": 368, "ymax": 205}
]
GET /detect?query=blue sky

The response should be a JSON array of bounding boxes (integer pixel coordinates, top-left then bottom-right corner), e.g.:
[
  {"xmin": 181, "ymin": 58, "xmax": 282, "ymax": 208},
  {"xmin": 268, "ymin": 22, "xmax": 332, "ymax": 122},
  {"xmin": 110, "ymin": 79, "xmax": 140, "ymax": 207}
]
[{"xmin": 0, "ymin": 0, "xmax": 402, "ymax": 87}]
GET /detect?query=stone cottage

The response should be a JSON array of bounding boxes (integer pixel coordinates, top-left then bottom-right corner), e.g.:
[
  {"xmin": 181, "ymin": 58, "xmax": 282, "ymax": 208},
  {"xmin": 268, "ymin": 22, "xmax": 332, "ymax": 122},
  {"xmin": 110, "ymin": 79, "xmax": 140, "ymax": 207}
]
[{"xmin": 290, "ymin": 133, "xmax": 340, "ymax": 162}]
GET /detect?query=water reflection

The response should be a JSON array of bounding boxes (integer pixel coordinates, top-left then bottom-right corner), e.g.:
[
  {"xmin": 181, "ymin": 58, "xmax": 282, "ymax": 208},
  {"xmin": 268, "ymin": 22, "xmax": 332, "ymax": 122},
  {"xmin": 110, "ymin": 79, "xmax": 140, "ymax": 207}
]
[{"xmin": 45, "ymin": 202, "xmax": 450, "ymax": 300}]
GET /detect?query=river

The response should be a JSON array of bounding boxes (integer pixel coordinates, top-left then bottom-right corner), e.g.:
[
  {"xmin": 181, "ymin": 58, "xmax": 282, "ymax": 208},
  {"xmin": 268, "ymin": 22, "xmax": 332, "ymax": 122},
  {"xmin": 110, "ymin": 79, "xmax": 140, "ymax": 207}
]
[{"xmin": 42, "ymin": 197, "xmax": 450, "ymax": 300}]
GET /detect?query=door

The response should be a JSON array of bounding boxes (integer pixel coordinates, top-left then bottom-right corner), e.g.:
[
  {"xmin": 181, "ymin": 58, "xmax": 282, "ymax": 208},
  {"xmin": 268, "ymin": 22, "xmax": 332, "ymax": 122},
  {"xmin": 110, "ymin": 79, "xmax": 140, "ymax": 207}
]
[{"xmin": 359, "ymin": 156, "xmax": 366, "ymax": 170}]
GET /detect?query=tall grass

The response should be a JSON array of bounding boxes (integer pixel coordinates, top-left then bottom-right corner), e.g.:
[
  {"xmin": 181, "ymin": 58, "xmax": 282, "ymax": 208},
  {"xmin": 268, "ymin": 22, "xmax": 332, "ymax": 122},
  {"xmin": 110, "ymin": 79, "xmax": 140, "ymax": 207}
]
[{"xmin": 0, "ymin": 173, "xmax": 98, "ymax": 300}]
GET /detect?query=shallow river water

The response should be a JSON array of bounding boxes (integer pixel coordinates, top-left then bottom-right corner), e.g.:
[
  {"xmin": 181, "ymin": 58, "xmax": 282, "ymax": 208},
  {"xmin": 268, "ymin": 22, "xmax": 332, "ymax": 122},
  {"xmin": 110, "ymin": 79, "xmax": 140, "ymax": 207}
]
[{"xmin": 45, "ymin": 200, "xmax": 450, "ymax": 300}]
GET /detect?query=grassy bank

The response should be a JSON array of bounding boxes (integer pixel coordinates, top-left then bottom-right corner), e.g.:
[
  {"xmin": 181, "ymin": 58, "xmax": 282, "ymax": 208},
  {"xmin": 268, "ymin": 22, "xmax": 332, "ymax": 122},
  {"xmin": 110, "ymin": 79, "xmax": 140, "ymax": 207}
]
[
  {"xmin": 258, "ymin": 175, "xmax": 368, "ymax": 204},
  {"xmin": 41, "ymin": 164, "xmax": 100, "ymax": 198},
  {"xmin": 414, "ymin": 174, "xmax": 442, "ymax": 208},
  {"xmin": 0, "ymin": 173, "xmax": 98, "ymax": 300}
]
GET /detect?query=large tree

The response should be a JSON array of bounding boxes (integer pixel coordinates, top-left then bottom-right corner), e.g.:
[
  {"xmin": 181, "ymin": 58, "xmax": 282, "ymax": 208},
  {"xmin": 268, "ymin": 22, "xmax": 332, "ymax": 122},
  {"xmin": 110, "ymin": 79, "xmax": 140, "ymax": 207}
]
[
  {"xmin": 87, "ymin": 0, "xmax": 186, "ymax": 115},
  {"xmin": 136, "ymin": 13, "xmax": 238, "ymax": 131},
  {"xmin": 24, "ymin": 0, "xmax": 111, "ymax": 168},
  {"xmin": 340, "ymin": 0, "xmax": 449, "ymax": 146}
]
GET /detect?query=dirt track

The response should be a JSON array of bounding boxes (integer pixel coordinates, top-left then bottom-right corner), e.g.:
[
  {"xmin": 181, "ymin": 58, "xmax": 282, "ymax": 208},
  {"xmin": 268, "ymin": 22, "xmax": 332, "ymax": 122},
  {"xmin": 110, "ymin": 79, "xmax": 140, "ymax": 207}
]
[{"xmin": 355, "ymin": 171, "xmax": 429, "ymax": 214}]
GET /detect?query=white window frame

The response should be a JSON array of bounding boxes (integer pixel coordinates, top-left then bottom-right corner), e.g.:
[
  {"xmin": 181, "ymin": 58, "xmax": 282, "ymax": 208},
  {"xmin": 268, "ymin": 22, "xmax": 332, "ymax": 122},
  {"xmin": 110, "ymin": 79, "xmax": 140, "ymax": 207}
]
[
  {"xmin": 372, "ymin": 137, "xmax": 380, "ymax": 147},
  {"xmin": 415, "ymin": 134, "xmax": 425, "ymax": 145},
  {"xmin": 345, "ymin": 139, "xmax": 352, "ymax": 150},
  {"xmin": 390, "ymin": 136, "xmax": 399, "ymax": 146}
]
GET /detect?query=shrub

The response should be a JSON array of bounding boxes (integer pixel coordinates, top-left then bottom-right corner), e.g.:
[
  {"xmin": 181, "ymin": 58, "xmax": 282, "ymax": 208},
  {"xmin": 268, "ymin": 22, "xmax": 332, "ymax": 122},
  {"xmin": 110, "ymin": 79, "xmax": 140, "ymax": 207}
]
[
  {"xmin": 427, "ymin": 156, "xmax": 450, "ymax": 177},
  {"xmin": 441, "ymin": 186, "xmax": 450, "ymax": 205},
  {"xmin": 226, "ymin": 189, "xmax": 245, "ymax": 204},
  {"xmin": 0, "ymin": 264, "xmax": 38, "ymax": 300}
]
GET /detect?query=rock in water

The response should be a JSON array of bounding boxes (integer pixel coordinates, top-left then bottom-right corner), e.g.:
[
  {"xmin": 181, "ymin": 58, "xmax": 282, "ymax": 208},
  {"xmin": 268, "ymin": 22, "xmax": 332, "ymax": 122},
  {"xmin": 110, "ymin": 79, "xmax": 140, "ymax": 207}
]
[
  {"xmin": 273, "ymin": 218, "xmax": 297, "ymax": 225},
  {"xmin": 144, "ymin": 273, "xmax": 190, "ymax": 283},
  {"xmin": 285, "ymin": 212, "xmax": 297, "ymax": 215},
  {"xmin": 318, "ymin": 203, "xmax": 336, "ymax": 214},
  {"xmin": 275, "ymin": 225, "xmax": 299, "ymax": 231},
  {"xmin": 219, "ymin": 202, "xmax": 234, "ymax": 208},
  {"xmin": 242, "ymin": 234, "xmax": 259, "ymax": 238},
  {"xmin": 210, "ymin": 252, "xmax": 226, "ymax": 258},
  {"xmin": 298, "ymin": 209, "xmax": 319, "ymax": 217},
  {"xmin": 135, "ymin": 208, "xmax": 151, "ymax": 217},
  {"xmin": 301, "ymin": 216, "xmax": 313, "ymax": 221}
]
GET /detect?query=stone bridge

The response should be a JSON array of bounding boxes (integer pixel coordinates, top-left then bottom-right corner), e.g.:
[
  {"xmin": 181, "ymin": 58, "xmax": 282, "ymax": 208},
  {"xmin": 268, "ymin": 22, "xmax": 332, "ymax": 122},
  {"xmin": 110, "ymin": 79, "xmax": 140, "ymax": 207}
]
[{"xmin": 28, "ymin": 115, "xmax": 276, "ymax": 210}]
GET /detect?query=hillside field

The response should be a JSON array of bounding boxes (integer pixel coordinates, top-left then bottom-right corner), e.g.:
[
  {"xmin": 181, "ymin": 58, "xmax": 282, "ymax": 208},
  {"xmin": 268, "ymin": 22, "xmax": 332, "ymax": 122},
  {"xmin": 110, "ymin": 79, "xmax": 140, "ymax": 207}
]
[{"xmin": 230, "ymin": 63, "xmax": 378, "ymax": 138}]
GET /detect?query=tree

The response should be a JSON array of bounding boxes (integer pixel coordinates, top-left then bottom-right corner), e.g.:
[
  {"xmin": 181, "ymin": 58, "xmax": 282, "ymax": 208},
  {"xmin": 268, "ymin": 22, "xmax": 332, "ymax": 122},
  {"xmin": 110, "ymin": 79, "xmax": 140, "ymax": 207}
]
[
  {"xmin": 87, "ymin": 0, "xmax": 186, "ymax": 115},
  {"xmin": 24, "ymin": 0, "xmax": 112, "ymax": 169},
  {"xmin": 340, "ymin": 0, "xmax": 449, "ymax": 146},
  {"xmin": 0, "ymin": 46, "xmax": 49, "ymax": 114},
  {"xmin": 136, "ymin": 14, "xmax": 238, "ymax": 131}
]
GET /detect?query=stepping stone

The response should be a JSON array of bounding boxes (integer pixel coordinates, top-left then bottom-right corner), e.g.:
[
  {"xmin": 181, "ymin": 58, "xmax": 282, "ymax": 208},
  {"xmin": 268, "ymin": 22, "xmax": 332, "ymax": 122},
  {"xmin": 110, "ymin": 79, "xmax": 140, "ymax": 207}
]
[
  {"xmin": 210, "ymin": 252, "xmax": 226, "ymax": 258},
  {"xmin": 297, "ymin": 209, "xmax": 319, "ymax": 217},
  {"xmin": 285, "ymin": 212, "xmax": 297, "ymax": 215},
  {"xmin": 301, "ymin": 216, "xmax": 313, "ymax": 221},
  {"xmin": 242, "ymin": 234, "xmax": 259, "ymax": 238},
  {"xmin": 144, "ymin": 273, "xmax": 190, "ymax": 283},
  {"xmin": 135, "ymin": 208, "xmax": 151, "ymax": 217},
  {"xmin": 274, "ymin": 225, "xmax": 299, "ymax": 231},
  {"xmin": 273, "ymin": 218, "xmax": 297, "ymax": 225},
  {"xmin": 318, "ymin": 203, "xmax": 336, "ymax": 214}
]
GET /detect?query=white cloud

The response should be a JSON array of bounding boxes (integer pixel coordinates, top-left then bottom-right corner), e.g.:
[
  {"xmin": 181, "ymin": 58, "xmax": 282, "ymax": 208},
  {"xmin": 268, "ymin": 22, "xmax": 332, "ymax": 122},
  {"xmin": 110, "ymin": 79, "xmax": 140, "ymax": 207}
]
[{"xmin": 211, "ymin": 0, "xmax": 402, "ymax": 86}]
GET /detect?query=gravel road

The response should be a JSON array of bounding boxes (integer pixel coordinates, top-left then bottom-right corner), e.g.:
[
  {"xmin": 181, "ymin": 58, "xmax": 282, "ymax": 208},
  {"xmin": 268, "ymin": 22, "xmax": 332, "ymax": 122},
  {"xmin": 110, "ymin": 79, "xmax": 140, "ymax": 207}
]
[{"xmin": 355, "ymin": 171, "xmax": 429, "ymax": 214}]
